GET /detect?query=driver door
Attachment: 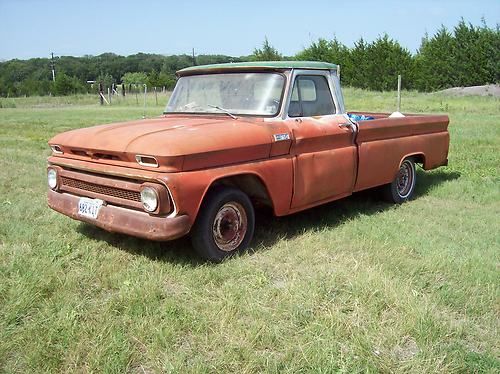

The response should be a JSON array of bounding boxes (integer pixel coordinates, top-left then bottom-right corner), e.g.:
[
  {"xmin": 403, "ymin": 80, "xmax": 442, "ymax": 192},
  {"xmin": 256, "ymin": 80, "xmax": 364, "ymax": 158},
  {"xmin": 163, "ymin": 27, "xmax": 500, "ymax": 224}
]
[{"xmin": 287, "ymin": 73, "xmax": 357, "ymax": 209}]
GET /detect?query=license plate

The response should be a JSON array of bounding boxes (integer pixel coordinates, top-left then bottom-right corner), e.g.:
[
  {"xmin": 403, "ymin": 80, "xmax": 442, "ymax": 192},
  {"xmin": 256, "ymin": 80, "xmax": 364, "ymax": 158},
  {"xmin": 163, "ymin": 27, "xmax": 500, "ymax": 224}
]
[{"xmin": 78, "ymin": 197, "xmax": 104, "ymax": 219}]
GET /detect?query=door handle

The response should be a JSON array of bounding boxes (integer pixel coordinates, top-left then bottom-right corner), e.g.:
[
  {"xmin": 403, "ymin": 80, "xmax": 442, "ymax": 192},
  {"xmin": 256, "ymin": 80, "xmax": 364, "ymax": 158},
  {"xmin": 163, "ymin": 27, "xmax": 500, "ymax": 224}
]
[{"xmin": 339, "ymin": 123, "xmax": 352, "ymax": 129}]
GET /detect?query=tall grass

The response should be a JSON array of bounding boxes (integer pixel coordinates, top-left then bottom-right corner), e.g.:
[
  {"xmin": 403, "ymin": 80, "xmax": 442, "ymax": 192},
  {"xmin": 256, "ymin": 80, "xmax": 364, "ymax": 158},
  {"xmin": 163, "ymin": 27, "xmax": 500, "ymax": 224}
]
[{"xmin": 0, "ymin": 89, "xmax": 498, "ymax": 372}]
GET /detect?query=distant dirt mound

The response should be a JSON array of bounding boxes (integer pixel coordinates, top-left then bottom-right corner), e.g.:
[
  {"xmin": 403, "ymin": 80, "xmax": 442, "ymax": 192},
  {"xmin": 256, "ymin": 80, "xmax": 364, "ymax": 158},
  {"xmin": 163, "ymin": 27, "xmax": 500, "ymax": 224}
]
[{"xmin": 436, "ymin": 84, "xmax": 500, "ymax": 97}]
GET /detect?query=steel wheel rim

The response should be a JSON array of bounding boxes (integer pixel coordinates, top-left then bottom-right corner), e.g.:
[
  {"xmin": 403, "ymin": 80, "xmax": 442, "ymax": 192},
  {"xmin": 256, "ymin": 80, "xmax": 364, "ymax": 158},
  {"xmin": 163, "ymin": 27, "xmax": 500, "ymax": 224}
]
[
  {"xmin": 396, "ymin": 160, "xmax": 414, "ymax": 198},
  {"xmin": 212, "ymin": 202, "xmax": 247, "ymax": 252}
]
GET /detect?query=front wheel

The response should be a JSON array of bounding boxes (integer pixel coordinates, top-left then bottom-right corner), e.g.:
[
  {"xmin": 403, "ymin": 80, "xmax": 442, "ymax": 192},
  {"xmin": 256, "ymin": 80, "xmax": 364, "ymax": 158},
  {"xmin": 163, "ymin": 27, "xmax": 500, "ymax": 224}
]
[
  {"xmin": 191, "ymin": 187, "xmax": 255, "ymax": 262},
  {"xmin": 383, "ymin": 158, "xmax": 417, "ymax": 203}
]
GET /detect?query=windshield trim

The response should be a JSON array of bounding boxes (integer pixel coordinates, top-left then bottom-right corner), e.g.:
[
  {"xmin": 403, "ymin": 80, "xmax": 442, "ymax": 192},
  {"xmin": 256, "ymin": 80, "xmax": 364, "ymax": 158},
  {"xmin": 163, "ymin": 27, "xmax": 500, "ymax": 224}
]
[{"xmin": 163, "ymin": 71, "xmax": 287, "ymax": 118}]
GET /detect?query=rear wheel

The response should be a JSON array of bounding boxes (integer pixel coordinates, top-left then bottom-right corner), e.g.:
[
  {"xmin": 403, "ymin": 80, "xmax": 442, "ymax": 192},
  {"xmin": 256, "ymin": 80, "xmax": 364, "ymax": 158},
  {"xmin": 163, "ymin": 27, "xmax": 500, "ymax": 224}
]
[
  {"xmin": 383, "ymin": 158, "xmax": 416, "ymax": 203},
  {"xmin": 191, "ymin": 187, "xmax": 255, "ymax": 262}
]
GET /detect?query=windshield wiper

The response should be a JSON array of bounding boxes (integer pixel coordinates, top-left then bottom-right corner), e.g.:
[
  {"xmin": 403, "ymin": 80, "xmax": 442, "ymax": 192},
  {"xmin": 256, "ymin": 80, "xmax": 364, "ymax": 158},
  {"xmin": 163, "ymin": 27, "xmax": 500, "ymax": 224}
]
[{"xmin": 207, "ymin": 104, "xmax": 238, "ymax": 119}]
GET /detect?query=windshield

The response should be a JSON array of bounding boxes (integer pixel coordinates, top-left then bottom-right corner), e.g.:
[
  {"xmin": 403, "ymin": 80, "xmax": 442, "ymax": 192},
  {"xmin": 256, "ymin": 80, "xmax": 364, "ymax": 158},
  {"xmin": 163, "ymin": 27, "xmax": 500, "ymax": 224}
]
[{"xmin": 165, "ymin": 73, "xmax": 285, "ymax": 116}]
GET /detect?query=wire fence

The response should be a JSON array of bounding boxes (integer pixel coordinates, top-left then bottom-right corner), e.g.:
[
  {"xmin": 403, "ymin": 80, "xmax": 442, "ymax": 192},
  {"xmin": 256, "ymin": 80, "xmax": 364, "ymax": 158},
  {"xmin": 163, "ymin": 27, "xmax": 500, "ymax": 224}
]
[
  {"xmin": 97, "ymin": 86, "xmax": 171, "ymax": 108},
  {"xmin": 0, "ymin": 91, "xmax": 172, "ymax": 109}
]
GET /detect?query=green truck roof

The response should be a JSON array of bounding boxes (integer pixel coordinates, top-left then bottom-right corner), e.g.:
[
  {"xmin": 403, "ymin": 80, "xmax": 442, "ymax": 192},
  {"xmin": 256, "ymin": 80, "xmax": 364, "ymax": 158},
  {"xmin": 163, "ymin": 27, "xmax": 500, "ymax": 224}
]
[{"xmin": 177, "ymin": 61, "xmax": 338, "ymax": 75}]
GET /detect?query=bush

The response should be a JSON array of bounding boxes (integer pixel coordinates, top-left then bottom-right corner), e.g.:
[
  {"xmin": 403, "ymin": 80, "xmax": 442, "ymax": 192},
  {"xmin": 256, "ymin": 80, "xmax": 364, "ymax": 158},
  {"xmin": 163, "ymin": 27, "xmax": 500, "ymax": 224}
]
[{"xmin": 53, "ymin": 73, "xmax": 85, "ymax": 96}]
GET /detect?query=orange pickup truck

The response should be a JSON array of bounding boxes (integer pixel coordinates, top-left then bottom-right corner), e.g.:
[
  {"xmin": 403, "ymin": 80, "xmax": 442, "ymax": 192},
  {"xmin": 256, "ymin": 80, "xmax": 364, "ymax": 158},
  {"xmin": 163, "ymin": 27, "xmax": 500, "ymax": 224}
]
[{"xmin": 47, "ymin": 61, "xmax": 449, "ymax": 261}]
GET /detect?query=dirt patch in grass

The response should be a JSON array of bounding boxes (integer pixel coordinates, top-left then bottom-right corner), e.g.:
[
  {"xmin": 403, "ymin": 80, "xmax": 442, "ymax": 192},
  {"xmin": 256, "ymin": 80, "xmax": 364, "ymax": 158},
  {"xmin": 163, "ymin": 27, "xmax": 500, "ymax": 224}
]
[
  {"xmin": 436, "ymin": 84, "xmax": 500, "ymax": 97},
  {"xmin": 393, "ymin": 336, "xmax": 420, "ymax": 361}
]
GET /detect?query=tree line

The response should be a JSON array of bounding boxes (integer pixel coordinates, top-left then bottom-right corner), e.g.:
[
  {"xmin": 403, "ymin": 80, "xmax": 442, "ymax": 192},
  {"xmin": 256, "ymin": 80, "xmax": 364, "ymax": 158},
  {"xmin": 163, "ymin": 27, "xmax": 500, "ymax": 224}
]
[
  {"xmin": 293, "ymin": 19, "xmax": 498, "ymax": 91},
  {"xmin": 0, "ymin": 53, "xmax": 242, "ymax": 97},
  {"xmin": 0, "ymin": 19, "xmax": 497, "ymax": 96}
]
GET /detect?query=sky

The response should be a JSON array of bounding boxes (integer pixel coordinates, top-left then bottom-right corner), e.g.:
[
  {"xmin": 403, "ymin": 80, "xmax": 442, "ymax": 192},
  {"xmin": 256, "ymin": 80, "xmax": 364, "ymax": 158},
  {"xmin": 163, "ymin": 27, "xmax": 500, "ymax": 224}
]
[{"xmin": 0, "ymin": 0, "xmax": 498, "ymax": 60}]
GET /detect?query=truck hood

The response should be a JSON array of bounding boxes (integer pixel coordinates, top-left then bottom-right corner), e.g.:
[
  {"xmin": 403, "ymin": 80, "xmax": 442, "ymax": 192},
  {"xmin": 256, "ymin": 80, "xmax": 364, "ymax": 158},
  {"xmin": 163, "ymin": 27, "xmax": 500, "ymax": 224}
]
[{"xmin": 49, "ymin": 115, "xmax": 277, "ymax": 172}]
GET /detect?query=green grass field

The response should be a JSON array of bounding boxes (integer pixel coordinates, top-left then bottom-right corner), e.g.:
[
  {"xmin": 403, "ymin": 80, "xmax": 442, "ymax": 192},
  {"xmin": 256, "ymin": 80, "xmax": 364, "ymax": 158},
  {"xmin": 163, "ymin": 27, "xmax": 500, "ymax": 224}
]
[{"xmin": 0, "ymin": 89, "xmax": 498, "ymax": 373}]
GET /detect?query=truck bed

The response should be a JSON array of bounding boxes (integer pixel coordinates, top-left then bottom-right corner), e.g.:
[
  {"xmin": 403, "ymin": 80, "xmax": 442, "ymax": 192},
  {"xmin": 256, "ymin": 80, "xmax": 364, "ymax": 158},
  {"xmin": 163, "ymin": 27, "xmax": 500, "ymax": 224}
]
[{"xmin": 350, "ymin": 112, "xmax": 450, "ymax": 192}]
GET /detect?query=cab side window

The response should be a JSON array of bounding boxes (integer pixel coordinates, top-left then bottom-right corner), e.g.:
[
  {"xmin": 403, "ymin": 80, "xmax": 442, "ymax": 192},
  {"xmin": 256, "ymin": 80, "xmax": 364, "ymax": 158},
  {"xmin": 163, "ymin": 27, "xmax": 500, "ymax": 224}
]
[{"xmin": 288, "ymin": 75, "xmax": 336, "ymax": 117}]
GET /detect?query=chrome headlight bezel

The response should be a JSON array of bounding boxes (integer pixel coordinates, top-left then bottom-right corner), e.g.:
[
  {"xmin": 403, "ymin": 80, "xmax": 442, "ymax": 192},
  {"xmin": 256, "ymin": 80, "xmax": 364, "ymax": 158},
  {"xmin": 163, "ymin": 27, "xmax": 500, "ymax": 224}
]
[
  {"xmin": 47, "ymin": 168, "xmax": 58, "ymax": 190},
  {"xmin": 140, "ymin": 186, "xmax": 159, "ymax": 212}
]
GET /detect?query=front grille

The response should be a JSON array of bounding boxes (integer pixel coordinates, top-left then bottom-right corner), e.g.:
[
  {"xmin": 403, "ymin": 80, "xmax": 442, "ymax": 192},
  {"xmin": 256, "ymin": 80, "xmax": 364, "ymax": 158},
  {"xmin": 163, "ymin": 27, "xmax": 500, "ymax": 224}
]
[
  {"xmin": 69, "ymin": 149, "xmax": 121, "ymax": 161},
  {"xmin": 61, "ymin": 176, "xmax": 141, "ymax": 202}
]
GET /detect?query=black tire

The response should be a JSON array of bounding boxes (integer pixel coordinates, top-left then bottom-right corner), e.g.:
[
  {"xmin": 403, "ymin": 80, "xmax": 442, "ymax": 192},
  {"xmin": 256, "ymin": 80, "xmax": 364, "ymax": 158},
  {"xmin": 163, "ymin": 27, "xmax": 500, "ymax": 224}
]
[
  {"xmin": 190, "ymin": 187, "xmax": 255, "ymax": 262},
  {"xmin": 383, "ymin": 158, "xmax": 417, "ymax": 203}
]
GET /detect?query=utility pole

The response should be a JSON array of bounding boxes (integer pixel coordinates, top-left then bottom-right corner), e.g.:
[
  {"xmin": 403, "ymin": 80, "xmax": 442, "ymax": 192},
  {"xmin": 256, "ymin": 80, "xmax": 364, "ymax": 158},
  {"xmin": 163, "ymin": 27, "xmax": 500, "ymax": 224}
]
[
  {"xmin": 192, "ymin": 48, "xmax": 196, "ymax": 66},
  {"xmin": 50, "ymin": 52, "xmax": 56, "ymax": 82}
]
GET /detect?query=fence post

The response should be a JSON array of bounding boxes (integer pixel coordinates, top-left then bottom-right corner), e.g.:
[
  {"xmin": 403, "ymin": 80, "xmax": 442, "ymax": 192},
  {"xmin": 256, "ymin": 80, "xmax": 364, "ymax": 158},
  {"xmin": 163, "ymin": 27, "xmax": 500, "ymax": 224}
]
[
  {"xmin": 154, "ymin": 87, "xmax": 158, "ymax": 105},
  {"xmin": 99, "ymin": 82, "xmax": 103, "ymax": 105},
  {"xmin": 143, "ymin": 84, "xmax": 147, "ymax": 118},
  {"xmin": 397, "ymin": 75, "xmax": 402, "ymax": 112}
]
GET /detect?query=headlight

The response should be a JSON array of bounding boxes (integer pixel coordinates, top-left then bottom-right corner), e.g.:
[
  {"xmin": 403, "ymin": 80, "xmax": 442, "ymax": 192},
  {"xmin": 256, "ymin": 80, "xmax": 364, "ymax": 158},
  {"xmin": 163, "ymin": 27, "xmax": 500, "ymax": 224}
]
[
  {"xmin": 47, "ymin": 168, "xmax": 58, "ymax": 189},
  {"xmin": 140, "ymin": 187, "xmax": 158, "ymax": 212}
]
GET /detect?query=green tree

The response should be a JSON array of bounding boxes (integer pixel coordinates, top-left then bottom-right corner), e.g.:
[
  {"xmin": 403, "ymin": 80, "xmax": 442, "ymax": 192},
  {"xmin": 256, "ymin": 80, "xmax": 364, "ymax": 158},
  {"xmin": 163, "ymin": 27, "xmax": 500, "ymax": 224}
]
[
  {"xmin": 414, "ymin": 27, "xmax": 456, "ymax": 91},
  {"xmin": 94, "ymin": 73, "xmax": 114, "ymax": 93},
  {"xmin": 453, "ymin": 19, "xmax": 499, "ymax": 86},
  {"xmin": 251, "ymin": 37, "xmax": 282, "ymax": 61},
  {"xmin": 296, "ymin": 38, "xmax": 333, "ymax": 61},
  {"xmin": 157, "ymin": 71, "xmax": 177, "ymax": 90},
  {"xmin": 296, "ymin": 37, "xmax": 352, "ymax": 84},
  {"xmin": 121, "ymin": 72, "xmax": 148, "ymax": 85},
  {"xmin": 363, "ymin": 34, "xmax": 414, "ymax": 91},
  {"xmin": 53, "ymin": 73, "xmax": 84, "ymax": 95},
  {"xmin": 147, "ymin": 70, "xmax": 160, "ymax": 88},
  {"xmin": 348, "ymin": 38, "xmax": 370, "ymax": 89}
]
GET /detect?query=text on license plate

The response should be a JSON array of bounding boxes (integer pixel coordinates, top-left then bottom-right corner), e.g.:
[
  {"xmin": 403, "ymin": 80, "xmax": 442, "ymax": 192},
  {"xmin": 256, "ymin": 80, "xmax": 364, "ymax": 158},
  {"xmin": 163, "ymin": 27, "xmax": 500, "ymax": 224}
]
[{"xmin": 78, "ymin": 198, "xmax": 104, "ymax": 219}]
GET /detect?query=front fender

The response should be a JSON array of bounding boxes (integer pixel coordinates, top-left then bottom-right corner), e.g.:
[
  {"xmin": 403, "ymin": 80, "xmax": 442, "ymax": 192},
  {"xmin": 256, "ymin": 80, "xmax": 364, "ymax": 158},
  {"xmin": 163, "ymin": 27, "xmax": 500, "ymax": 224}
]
[{"xmin": 160, "ymin": 157, "xmax": 294, "ymax": 225}]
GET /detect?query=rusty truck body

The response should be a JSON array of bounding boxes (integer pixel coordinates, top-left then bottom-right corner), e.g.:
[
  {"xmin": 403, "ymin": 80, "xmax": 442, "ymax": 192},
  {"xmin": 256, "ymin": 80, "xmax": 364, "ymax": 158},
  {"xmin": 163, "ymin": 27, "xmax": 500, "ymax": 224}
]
[{"xmin": 47, "ymin": 61, "xmax": 449, "ymax": 261}]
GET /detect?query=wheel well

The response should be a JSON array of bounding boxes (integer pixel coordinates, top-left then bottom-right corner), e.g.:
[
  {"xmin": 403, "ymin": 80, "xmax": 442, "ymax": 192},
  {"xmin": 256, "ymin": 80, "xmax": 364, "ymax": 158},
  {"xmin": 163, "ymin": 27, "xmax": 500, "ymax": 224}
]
[
  {"xmin": 407, "ymin": 153, "xmax": 425, "ymax": 167},
  {"xmin": 208, "ymin": 174, "xmax": 273, "ymax": 209}
]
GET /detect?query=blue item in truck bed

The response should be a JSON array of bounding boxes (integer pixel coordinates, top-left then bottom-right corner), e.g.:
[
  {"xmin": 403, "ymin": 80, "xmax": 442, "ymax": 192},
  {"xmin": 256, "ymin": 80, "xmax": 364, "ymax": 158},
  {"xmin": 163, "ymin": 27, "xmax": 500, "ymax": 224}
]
[{"xmin": 348, "ymin": 113, "xmax": 374, "ymax": 121}]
